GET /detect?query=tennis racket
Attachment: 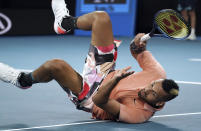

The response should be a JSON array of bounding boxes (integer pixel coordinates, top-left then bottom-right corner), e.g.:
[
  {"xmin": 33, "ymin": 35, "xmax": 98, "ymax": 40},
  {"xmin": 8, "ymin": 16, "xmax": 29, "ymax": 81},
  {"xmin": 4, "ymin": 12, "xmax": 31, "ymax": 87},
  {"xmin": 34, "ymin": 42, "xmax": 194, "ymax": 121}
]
[{"xmin": 140, "ymin": 9, "xmax": 191, "ymax": 42}]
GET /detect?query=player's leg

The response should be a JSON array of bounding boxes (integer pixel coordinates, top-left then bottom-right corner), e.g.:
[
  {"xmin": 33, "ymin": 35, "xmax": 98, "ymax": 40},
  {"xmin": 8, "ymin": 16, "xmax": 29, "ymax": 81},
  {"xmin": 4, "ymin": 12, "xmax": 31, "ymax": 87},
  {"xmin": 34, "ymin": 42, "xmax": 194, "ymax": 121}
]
[
  {"xmin": 22, "ymin": 59, "xmax": 83, "ymax": 96},
  {"xmin": 189, "ymin": 10, "xmax": 196, "ymax": 29},
  {"xmin": 52, "ymin": 0, "xmax": 114, "ymax": 47},
  {"xmin": 181, "ymin": 10, "xmax": 188, "ymax": 22},
  {"xmin": 0, "ymin": 63, "xmax": 25, "ymax": 88},
  {"xmin": 188, "ymin": 0, "xmax": 197, "ymax": 30},
  {"xmin": 177, "ymin": 0, "xmax": 188, "ymax": 22},
  {"xmin": 188, "ymin": 10, "xmax": 196, "ymax": 40},
  {"xmin": 0, "ymin": 60, "xmax": 82, "ymax": 95},
  {"xmin": 76, "ymin": 11, "xmax": 114, "ymax": 47}
]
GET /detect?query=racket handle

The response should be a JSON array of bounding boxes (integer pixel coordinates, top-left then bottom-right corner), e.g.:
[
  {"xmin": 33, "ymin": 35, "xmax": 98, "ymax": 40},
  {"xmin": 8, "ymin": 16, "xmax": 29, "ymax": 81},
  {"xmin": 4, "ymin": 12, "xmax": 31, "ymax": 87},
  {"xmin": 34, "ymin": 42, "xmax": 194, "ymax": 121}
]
[{"xmin": 140, "ymin": 33, "xmax": 151, "ymax": 42}]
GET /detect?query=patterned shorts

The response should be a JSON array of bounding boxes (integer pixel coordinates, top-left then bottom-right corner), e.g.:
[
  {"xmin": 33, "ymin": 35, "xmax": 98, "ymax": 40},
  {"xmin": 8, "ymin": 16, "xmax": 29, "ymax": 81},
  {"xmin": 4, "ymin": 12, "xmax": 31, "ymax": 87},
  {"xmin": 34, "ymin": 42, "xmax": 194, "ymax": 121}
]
[{"xmin": 67, "ymin": 40, "xmax": 121, "ymax": 112}]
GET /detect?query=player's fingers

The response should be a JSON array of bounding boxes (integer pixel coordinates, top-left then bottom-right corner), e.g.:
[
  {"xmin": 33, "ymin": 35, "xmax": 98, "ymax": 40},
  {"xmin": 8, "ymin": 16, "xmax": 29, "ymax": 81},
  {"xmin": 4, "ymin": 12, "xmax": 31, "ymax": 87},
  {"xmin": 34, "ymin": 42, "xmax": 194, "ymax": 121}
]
[
  {"xmin": 122, "ymin": 71, "xmax": 134, "ymax": 78},
  {"xmin": 123, "ymin": 66, "xmax": 132, "ymax": 72},
  {"xmin": 139, "ymin": 42, "xmax": 146, "ymax": 47},
  {"xmin": 135, "ymin": 33, "xmax": 146, "ymax": 45}
]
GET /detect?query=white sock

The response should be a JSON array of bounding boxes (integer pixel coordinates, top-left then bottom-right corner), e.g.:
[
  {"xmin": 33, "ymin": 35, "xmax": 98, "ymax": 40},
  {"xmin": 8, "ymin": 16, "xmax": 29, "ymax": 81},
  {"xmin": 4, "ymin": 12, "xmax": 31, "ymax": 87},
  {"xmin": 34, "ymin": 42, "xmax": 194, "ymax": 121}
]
[{"xmin": 191, "ymin": 28, "xmax": 195, "ymax": 35}]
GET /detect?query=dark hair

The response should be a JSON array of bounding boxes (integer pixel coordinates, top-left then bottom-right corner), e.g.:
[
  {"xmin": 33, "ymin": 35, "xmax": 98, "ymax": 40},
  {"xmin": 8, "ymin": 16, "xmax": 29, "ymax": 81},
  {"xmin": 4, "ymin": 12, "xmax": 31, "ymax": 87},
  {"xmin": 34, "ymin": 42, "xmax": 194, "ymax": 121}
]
[{"xmin": 162, "ymin": 79, "xmax": 179, "ymax": 101}]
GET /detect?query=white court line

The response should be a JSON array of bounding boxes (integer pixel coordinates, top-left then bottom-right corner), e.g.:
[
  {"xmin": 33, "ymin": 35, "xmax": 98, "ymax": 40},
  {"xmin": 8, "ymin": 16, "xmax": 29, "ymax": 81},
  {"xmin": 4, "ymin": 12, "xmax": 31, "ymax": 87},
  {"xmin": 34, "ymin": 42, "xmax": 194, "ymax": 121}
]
[
  {"xmin": 0, "ymin": 121, "xmax": 109, "ymax": 131},
  {"xmin": 1, "ymin": 112, "xmax": 201, "ymax": 131},
  {"xmin": 176, "ymin": 80, "xmax": 201, "ymax": 85},
  {"xmin": 189, "ymin": 58, "xmax": 201, "ymax": 62},
  {"xmin": 153, "ymin": 112, "xmax": 201, "ymax": 118}
]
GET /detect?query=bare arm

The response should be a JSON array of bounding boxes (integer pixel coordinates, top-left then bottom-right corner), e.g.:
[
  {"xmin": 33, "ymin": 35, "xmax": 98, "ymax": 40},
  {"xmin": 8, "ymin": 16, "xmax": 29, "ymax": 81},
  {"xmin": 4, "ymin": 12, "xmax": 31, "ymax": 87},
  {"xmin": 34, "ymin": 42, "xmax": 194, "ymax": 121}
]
[
  {"xmin": 92, "ymin": 66, "xmax": 134, "ymax": 118},
  {"xmin": 130, "ymin": 33, "xmax": 165, "ymax": 73}
]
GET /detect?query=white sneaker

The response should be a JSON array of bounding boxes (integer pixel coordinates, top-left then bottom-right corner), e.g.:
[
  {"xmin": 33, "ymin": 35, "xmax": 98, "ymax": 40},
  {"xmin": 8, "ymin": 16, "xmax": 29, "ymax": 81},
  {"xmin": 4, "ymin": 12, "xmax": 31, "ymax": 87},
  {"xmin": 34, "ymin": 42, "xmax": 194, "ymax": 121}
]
[
  {"xmin": 0, "ymin": 63, "xmax": 30, "ymax": 89},
  {"xmin": 52, "ymin": 0, "xmax": 70, "ymax": 34},
  {"xmin": 187, "ymin": 33, "xmax": 196, "ymax": 40}
]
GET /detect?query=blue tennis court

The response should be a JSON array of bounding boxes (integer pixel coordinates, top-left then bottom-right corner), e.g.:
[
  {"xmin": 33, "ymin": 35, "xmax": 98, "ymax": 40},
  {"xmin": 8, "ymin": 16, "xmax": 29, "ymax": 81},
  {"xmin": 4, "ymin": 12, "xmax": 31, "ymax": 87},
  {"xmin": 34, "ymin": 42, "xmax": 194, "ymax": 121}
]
[{"xmin": 0, "ymin": 35, "xmax": 201, "ymax": 131}]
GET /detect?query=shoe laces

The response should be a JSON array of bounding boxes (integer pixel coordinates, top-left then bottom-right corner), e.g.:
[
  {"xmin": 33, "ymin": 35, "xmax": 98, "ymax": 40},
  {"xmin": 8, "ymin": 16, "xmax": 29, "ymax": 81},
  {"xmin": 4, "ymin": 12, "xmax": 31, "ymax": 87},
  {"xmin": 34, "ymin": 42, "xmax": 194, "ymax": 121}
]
[{"xmin": 53, "ymin": 2, "xmax": 69, "ymax": 24}]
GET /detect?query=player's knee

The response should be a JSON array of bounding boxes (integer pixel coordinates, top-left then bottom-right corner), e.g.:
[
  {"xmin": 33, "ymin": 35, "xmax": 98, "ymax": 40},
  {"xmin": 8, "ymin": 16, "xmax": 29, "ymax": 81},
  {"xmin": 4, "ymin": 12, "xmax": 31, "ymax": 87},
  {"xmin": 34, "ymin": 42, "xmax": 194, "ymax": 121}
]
[
  {"xmin": 93, "ymin": 11, "xmax": 111, "ymax": 24},
  {"xmin": 43, "ymin": 59, "xmax": 66, "ymax": 74}
]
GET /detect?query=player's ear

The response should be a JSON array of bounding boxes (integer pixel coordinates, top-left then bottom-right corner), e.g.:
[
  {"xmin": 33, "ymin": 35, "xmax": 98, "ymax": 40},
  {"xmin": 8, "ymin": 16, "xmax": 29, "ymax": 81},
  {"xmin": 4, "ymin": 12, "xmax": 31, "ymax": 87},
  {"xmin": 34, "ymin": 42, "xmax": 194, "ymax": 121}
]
[{"xmin": 156, "ymin": 101, "xmax": 165, "ymax": 107}]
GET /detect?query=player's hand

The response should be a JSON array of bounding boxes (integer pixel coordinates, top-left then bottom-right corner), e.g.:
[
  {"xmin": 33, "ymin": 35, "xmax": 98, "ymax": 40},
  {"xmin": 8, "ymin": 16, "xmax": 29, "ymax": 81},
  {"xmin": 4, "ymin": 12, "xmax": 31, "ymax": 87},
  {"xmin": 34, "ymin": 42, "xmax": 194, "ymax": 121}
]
[
  {"xmin": 100, "ymin": 62, "xmax": 114, "ymax": 74},
  {"xmin": 113, "ymin": 66, "xmax": 134, "ymax": 81},
  {"xmin": 130, "ymin": 33, "xmax": 147, "ymax": 55},
  {"xmin": 133, "ymin": 33, "xmax": 147, "ymax": 48}
]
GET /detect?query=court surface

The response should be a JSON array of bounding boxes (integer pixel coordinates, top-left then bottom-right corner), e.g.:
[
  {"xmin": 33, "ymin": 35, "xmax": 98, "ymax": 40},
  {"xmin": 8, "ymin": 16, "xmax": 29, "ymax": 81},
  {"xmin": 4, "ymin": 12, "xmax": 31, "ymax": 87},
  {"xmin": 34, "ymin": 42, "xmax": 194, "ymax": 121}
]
[{"xmin": 0, "ymin": 35, "xmax": 201, "ymax": 131}]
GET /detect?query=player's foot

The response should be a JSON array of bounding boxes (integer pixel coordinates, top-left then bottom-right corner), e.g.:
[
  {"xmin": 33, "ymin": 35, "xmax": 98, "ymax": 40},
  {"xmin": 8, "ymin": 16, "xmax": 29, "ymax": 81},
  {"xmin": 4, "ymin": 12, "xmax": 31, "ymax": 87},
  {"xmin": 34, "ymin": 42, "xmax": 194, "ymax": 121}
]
[
  {"xmin": 0, "ymin": 63, "xmax": 31, "ymax": 89},
  {"xmin": 51, "ymin": 0, "xmax": 70, "ymax": 34},
  {"xmin": 187, "ymin": 33, "xmax": 196, "ymax": 40}
]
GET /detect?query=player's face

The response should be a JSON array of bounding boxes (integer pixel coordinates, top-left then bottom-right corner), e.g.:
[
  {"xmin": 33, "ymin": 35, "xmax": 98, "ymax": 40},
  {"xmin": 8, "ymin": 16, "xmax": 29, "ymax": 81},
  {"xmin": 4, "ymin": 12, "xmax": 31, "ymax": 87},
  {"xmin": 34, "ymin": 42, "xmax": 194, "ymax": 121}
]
[{"xmin": 138, "ymin": 79, "xmax": 168, "ymax": 107}]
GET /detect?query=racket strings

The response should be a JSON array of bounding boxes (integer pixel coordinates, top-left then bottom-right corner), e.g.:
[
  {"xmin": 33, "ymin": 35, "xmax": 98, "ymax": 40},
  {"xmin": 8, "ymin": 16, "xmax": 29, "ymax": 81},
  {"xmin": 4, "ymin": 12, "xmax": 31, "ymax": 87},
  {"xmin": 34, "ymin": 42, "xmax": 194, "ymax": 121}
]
[
  {"xmin": 156, "ymin": 19, "xmax": 188, "ymax": 37},
  {"xmin": 156, "ymin": 14, "xmax": 187, "ymax": 31},
  {"xmin": 156, "ymin": 14, "xmax": 187, "ymax": 36},
  {"xmin": 155, "ymin": 11, "xmax": 190, "ymax": 38},
  {"xmin": 157, "ymin": 19, "xmax": 187, "ymax": 37}
]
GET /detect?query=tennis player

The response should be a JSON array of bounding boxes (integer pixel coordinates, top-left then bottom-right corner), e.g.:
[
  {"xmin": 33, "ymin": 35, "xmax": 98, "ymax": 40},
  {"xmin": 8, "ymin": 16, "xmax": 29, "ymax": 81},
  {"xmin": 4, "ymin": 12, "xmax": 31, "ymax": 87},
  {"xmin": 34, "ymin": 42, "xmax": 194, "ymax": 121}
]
[{"xmin": 0, "ymin": 0, "xmax": 179, "ymax": 123}]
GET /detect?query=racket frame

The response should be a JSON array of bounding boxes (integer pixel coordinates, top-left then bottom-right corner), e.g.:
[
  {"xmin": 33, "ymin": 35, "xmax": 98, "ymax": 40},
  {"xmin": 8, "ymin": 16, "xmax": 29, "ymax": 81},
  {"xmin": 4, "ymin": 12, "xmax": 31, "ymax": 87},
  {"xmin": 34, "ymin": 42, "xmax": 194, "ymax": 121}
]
[{"xmin": 141, "ymin": 9, "xmax": 191, "ymax": 42}]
